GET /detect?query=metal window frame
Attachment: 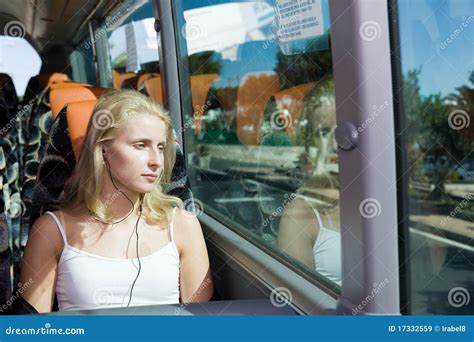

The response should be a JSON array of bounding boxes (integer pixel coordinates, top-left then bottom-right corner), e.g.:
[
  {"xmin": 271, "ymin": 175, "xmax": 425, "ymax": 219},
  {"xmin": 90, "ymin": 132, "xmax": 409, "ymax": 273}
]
[{"xmin": 329, "ymin": 0, "xmax": 400, "ymax": 314}]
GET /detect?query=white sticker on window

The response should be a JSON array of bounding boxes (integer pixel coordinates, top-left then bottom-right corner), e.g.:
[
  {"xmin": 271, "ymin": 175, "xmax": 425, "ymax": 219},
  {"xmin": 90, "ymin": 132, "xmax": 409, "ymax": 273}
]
[{"xmin": 275, "ymin": 0, "xmax": 324, "ymax": 42}]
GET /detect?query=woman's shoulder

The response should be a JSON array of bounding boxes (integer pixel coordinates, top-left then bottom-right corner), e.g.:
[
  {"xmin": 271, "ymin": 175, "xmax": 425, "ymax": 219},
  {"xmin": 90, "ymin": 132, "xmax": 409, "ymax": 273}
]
[
  {"xmin": 172, "ymin": 207, "xmax": 201, "ymax": 229},
  {"xmin": 171, "ymin": 207, "xmax": 203, "ymax": 251},
  {"xmin": 28, "ymin": 211, "xmax": 66, "ymax": 256}
]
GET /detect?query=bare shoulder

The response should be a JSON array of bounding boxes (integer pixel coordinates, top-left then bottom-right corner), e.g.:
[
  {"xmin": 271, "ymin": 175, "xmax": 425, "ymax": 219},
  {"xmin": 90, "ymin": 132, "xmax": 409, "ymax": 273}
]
[
  {"xmin": 172, "ymin": 208, "xmax": 202, "ymax": 233},
  {"xmin": 280, "ymin": 197, "xmax": 319, "ymax": 239},
  {"xmin": 171, "ymin": 208, "xmax": 204, "ymax": 253},
  {"xmin": 27, "ymin": 211, "xmax": 64, "ymax": 257},
  {"xmin": 283, "ymin": 197, "xmax": 315, "ymax": 218}
]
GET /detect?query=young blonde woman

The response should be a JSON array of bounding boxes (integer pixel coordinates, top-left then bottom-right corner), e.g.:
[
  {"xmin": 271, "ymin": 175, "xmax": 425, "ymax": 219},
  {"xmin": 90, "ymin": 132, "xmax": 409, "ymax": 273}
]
[{"xmin": 19, "ymin": 90, "xmax": 213, "ymax": 312}]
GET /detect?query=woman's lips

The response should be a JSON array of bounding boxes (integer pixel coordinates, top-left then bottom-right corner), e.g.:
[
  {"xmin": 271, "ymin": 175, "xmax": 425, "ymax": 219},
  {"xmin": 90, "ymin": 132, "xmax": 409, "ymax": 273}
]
[{"xmin": 143, "ymin": 174, "xmax": 157, "ymax": 181}]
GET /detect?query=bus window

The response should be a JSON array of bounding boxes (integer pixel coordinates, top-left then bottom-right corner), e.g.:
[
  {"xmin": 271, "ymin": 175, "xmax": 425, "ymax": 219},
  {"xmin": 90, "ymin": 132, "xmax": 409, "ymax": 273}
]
[
  {"xmin": 106, "ymin": 0, "xmax": 161, "ymax": 99},
  {"xmin": 175, "ymin": 0, "xmax": 340, "ymax": 289},
  {"xmin": 69, "ymin": 38, "xmax": 97, "ymax": 85},
  {"xmin": 0, "ymin": 35, "xmax": 41, "ymax": 99},
  {"xmin": 394, "ymin": 0, "xmax": 473, "ymax": 314}
]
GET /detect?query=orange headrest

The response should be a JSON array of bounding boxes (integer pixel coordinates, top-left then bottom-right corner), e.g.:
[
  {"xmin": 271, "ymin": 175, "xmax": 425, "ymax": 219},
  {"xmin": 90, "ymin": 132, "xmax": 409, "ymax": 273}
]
[
  {"xmin": 143, "ymin": 75, "xmax": 163, "ymax": 103},
  {"xmin": 66, "ymin": 100, "xmax": 98, "ymax": 160},
  {"xmin": 50, "ymin": 86, "xmax": 110, "ymax": 119},
  {"xmin": 112, "ymin": 70, "xmax": 136, "ymax": 89}
]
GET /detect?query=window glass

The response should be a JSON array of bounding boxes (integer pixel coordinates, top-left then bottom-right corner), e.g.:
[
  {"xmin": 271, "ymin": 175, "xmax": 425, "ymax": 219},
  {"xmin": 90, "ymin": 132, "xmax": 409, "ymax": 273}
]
[
  {"xmin": 175, "ymin": 0, "xmax": 340, "ymax": 289},
  {"xmin": 396, "ymin": 0, "xmax": 473, "ymax": 314},
  {"xmin": 106, "ymin": 0, "xmax": 161, "ymax": 98},
  {"xmin": 0, "ymin": 35, "xmax": 41, "ymax": 98},
  {"xmin": 69, "ymin": 38, "xmax": 97, "ymax": 85}
]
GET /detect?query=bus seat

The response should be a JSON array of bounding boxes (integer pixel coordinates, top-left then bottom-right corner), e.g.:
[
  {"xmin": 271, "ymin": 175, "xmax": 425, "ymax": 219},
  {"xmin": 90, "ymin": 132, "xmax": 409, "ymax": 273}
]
[
  {"xmin": 143, "ymin": 75, "xmax": 163, "ymax": 103},
  {"xmin": 112, "ymin": 70, "xmax": 136, "ymax": 89},
  {"xmin": 49, "ymin": 86, "xmax": 109, "ymax": 119},
  {"xmin": 0, "ymin": 73, "xmax": 19, "ymax": 114},
  {"xmin": 67, "ymin": 100, "xmax": 97, "ymax": 160},
  {"xmin": 236, "ymin": 72, "xmax": 280, "ymax": 145},
  {"xmin": 137, "ymin": 73, "xmax": 159, "ymax": 91},
  {"xmin": 190, "ymin": 74, "xmax": 219, "ymax": 134},
  {"xmin": 274, "ymin": 82, "xmax": 317, "ymax": 143}
]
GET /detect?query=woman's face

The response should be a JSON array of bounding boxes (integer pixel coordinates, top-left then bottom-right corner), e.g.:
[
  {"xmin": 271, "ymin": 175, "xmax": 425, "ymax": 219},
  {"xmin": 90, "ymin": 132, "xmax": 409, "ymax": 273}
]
[{"xmin": 103, "ymin": 113, "xmax": 167, "ymax": 194}]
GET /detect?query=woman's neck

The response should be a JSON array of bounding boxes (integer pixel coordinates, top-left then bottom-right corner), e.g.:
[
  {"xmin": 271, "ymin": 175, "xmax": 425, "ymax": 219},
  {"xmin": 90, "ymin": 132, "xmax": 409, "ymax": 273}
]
[{"xmin": 99, "ymin": 182, "xmax": 142, "ymax": 220}]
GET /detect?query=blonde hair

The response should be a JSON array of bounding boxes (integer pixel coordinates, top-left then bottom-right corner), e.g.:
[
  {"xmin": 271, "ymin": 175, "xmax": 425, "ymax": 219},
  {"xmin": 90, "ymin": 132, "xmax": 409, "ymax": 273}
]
[{"xmin": 63, "ymin": 90, "xmax": 182, "ymax": 225}]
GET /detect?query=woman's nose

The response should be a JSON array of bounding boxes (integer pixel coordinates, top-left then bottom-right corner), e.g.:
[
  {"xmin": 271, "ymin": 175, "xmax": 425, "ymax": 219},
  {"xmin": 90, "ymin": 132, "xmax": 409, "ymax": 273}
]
[{"xmin": 148, "ymin": 148, "xmax": 161, "ymax": 167}]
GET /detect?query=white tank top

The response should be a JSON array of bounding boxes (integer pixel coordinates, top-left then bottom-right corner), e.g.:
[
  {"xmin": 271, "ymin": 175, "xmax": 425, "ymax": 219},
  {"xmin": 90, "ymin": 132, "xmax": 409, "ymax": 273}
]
[
  {"xmin": 310, "ymin": 207, "xmax": 342, "ymax": 286},
  {"xmin": 45, "ymin": 209, "xmax": 180, "ymax": 311}
]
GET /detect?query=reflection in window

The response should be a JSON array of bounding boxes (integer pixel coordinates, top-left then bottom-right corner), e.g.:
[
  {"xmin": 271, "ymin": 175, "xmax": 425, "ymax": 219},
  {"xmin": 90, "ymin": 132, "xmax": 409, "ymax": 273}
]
[
  {"xmin": 176, "ymin": 0, "xmax": 340, "ymax": 288},
  {"xmin": 106, "ymin": 0, "xmax": 162, "ymax": 102},
  {"xmin": 396, "ymin": 0, "xmax": 473, "ymax": 314}
]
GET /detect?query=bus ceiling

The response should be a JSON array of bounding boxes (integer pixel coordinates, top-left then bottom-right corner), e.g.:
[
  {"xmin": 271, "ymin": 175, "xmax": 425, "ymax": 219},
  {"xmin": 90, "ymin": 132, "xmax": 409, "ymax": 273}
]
[{"xmin": 0, "ymin": 0, "xmax": 120, "ymax": 54}]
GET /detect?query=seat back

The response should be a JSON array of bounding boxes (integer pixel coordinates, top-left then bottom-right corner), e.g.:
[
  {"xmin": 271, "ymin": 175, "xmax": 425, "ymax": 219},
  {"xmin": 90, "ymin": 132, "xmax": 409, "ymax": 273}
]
[
  {"xmin": 236, "ymin": 72, "xmax": 280, "ymax": 145},
  {"xmin": 49, "ymin": 85, "xmax": 109, "ymax": 119}
]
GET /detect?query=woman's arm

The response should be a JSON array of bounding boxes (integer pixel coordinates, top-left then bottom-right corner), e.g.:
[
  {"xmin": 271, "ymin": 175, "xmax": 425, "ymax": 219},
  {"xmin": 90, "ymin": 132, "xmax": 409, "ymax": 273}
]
[
  {"xmin": 174, "ymin": 209, "xmax": 213, "ymax": 303},
  {"xmin": 19, "ymin": 214, "xmax": 63, "ymax": 313},
  {"xmin": 278, "ymin": 198, "xmax": 319, "ymax": 269}
]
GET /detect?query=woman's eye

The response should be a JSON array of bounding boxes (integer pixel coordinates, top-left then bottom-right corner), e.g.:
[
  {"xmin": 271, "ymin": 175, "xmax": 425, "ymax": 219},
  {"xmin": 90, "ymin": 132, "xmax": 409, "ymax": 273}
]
[
  {"xmin": 135, "ymin": 143, "xmax": 146, "ymax": 149},
  {"xmin": 158, "ymin": 145, "xmax": 165, "ymax": 151}
]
